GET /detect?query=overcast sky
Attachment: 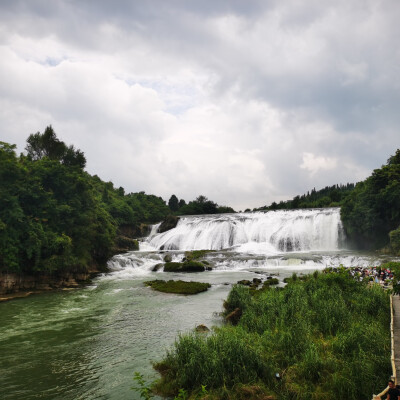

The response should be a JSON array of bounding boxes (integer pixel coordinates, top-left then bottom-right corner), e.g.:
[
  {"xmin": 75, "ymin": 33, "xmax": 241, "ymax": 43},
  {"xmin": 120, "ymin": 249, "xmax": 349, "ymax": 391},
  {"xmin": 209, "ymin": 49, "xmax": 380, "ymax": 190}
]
[{"xmin": 1, "ymin": 0, "xmax": 399, "ymax": 210}]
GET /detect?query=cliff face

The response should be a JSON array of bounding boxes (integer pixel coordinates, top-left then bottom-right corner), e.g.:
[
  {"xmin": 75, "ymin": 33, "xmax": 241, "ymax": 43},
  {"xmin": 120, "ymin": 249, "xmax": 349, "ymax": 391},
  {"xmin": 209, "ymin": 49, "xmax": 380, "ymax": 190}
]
[{"xmin": 0, "ymin": 269, "xmax": 99, "ymax": 297}]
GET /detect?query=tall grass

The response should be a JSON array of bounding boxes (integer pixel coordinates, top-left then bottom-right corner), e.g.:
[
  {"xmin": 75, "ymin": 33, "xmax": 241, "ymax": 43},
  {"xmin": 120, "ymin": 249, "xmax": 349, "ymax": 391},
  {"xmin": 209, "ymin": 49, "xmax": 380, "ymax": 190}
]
[{"xmin": 154, "ymin": 270, "xmax": 391, "ymax": 399}]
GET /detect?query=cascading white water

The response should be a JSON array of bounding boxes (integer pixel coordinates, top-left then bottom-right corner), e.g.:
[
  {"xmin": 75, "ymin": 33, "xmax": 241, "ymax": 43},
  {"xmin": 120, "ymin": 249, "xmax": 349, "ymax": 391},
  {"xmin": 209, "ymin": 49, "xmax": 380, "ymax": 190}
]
[{"xmin": 146, "ymin": 208, "xmax": 344, "ymax": 253}]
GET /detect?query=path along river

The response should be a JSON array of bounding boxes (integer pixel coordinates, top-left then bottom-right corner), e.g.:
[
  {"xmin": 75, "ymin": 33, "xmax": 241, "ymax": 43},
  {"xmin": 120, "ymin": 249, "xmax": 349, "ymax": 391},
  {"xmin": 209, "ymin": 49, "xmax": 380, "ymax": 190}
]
[{"xmin": 0, "ymin": 209, "xmax": 391, "ymax": 399}]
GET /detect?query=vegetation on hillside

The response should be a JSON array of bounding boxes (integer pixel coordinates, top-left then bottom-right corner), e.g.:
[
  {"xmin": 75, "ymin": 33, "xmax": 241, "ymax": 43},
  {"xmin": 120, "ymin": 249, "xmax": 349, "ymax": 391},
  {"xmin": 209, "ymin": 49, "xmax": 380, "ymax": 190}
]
[
  {"xmin": 252, "ymin": 149, "xmax": 400, "ymax": 253},
  {"xmin": 0, "ymin": 126, "xmax": 170, "ymax": 274},
  {"xmin": 253, "ymin": 183, "xmax": 355, "ymax": 212},
  {"xmin": 153, "ymin": 270, "xmax": 391, "ymax": 400},
  {"xmin": 341, "ymin": 149, "xmax": 400, "ymax": 251}
]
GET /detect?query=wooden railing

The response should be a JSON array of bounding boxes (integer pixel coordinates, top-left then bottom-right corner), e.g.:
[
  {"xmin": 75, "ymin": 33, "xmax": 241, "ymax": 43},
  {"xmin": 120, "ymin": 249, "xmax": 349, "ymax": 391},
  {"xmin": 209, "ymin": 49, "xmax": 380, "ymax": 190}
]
[{"xmin": 373, "ymin": 294, "xmax": 396, "ymax": 399}]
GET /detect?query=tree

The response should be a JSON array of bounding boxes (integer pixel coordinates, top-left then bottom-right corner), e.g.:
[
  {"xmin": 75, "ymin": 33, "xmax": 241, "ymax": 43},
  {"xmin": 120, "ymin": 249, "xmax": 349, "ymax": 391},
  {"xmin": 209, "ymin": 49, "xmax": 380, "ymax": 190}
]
[
  {"xmin": 168, "ymin": 194, "xmax": 179, "ymax": 212},
  {"xmin": 26, "ymin": 126, "xmax": 86, "ymax": 168},
  {"xmin": 388, "ymin": 149, "xmax": 400, "ymax": 166},
  {"xmin": 178, "ymin": 199, "xmax": 186, "ymax": 208},
  {"xmin": 26, "ymin": 126, "xmax": 66, "ymax": 161},
  {"xmin": 62, "ymin": 145, "xmax": 86, "ymax": 168}
]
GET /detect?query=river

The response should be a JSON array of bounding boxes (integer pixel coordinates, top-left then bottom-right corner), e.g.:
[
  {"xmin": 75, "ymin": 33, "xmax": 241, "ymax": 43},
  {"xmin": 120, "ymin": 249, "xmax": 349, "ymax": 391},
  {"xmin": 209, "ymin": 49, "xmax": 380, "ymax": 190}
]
[{"xmin": 0, "ymin": 209, "xmax": 390, "ymax": 399}]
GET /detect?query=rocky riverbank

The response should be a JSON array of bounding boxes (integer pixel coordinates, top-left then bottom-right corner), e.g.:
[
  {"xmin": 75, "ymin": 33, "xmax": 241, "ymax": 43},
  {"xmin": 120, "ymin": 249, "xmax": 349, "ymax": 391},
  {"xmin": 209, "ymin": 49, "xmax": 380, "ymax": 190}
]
[{"xmin": 0, "ymin": 268, "xmax": 102, "ymax": 301}]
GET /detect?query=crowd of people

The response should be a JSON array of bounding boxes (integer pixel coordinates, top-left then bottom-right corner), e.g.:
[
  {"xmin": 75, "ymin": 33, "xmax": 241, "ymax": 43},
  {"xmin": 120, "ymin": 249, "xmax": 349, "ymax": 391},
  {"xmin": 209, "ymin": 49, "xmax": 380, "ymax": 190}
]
[{"xmin": 349, "ymin": 266, "xmax": 394, "ymax": 284}]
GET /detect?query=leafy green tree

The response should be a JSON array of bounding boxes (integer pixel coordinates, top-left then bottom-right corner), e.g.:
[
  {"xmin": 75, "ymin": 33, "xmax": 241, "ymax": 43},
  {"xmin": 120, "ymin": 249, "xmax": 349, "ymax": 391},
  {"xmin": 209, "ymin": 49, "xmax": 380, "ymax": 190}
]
[
  {"xmin": 178, "ymin": 199, "xmax": 186, "ymax": 209},
  {"xmin": 168, "ymin": 194, "xmax": 179, "ymax": 212},
  {"xmin": 62, "ymin": 145, "xmax": 86, "ymax": 168},
  {"xmin": 26, "ymin": 126, "xmax": 66, "ymax": 161},
  {"xmin": 388, "ymin": 149, "xmax": 400, "ymax": 166},
  {"xmin": 26, "ymin": 125, "xmax": 86, "ymax": 168}
]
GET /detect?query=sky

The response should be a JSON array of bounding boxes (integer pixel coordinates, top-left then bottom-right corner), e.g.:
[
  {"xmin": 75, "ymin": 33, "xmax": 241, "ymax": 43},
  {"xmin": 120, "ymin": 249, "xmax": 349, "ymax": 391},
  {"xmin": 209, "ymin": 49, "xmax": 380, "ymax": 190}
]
[{"xmin": 1, "ymin": 0, "xmax": 399, "ymax": 211}]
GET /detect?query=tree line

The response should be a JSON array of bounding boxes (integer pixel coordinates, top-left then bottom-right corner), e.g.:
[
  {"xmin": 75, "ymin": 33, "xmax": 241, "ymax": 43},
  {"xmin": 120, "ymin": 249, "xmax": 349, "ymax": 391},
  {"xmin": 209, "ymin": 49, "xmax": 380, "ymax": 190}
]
[
  {"xmin": 167, "ymin": 194, "xmax": 235, "ymax": 215},
  {"xmin": 252, "ymin": 183, "xmax": 356, "ymax": 212}
]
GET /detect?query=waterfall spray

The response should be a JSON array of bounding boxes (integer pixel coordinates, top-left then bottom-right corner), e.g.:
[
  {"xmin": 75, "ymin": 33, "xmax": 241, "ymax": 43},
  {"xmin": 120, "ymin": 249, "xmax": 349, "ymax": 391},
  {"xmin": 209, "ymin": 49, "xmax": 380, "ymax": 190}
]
[{"xmin": 147, "ymin": 208, "xmax": 344, "ymax": 253}]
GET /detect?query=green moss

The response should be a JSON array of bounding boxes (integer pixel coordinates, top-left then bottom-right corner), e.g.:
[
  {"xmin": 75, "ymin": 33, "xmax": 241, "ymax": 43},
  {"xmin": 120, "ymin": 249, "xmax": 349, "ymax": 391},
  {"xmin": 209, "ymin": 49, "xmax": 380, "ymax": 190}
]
[
  {"xmin": 164, "ymin": 261, "xmax": 206, "ymax": 272},
  {"xmin": 144, "ymin": 279, "xmax": 211, "ymax": 294},
  {"xmin": 263, "ymin": 278, "xmax": 279, "ymax": 286},
  {"xmin": 115, "ymin": 235, "xmax": 139, "ymax": 251},
  {"xmin": 163, "ymin": 262, "xmax": 182, "ymax": 272},
  {"xmin": 184, "ymin": 250, "xmax": 211, "ymax": 261}
]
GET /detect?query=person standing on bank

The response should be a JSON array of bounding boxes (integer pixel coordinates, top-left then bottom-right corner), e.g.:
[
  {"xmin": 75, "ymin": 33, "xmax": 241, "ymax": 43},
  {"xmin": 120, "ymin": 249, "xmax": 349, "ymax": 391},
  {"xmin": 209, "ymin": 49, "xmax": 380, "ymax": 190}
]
[{"xmin": 375, "ymin": 380, "xmax": 400, "ymax": 400}]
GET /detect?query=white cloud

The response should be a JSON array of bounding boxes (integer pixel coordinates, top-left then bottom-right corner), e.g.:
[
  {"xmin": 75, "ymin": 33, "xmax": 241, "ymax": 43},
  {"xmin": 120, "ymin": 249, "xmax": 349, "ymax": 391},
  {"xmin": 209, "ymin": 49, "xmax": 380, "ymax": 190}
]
[{"xmin": 300, "ymin": 153, "xmax": 337, "ymax": 176}]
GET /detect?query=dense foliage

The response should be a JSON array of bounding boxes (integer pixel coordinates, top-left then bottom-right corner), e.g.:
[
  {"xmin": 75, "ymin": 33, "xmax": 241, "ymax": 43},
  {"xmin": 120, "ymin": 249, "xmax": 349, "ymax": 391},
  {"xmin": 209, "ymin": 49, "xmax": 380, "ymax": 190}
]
[
  {"xmin": 253, "ymin": 183, "xmax": 355, "ymax": 212},
  {"xmin": 153, "ymin": 270, "xmax": 391, "ymax": 400},
  {"xmin": 341, "ymin": 150, "xmax": 400, "ymax": 250},
  {"xmin": 0, "ymin": 128, "xmax": 170, "ymax": 274}
]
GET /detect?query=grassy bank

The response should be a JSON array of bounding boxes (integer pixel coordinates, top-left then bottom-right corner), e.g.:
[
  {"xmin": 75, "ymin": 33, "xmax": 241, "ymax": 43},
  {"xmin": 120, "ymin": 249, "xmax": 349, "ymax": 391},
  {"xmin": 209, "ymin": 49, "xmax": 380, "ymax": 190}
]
[{"xmin": 153, "ymin": 270, "xmax": 391, "ymax": 400}]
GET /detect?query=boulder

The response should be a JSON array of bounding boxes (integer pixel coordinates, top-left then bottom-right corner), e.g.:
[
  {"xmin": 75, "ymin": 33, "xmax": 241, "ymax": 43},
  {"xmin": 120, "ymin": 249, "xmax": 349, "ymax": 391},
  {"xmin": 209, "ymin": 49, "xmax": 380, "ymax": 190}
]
[
  {"xmin": 226, "ymin": 307, "xmax": 242, "ymax": 325},
  {"xmin": 117, "ymin": 223, "xmax": 150, "ymax": 238},
  {"xmin": 158, "ymin": 215, "xmax": 180, "ymax": 233},
  {"xmin": 263, "ymin": 278, "xmax": 279, "ymax": 286},
  {"xmin": 115, "ymin": 236, "xmax": 139, "ymax": 252},
  {"xmin": 237, "ymin": 279, "xmax": 252, "ymax": 286},
  {"xmin": 164, "ymin": 261, "xmax": 206, "ymax": 273},
  {"xmin": 163, "ymin": 253, "xmax": 173, "ymax": 263},
  {"xmin": 152, "ymin": 263, "xmax": 164, "ymax": 272},
  {"xmin": 195, "ymin": 324, "xmax": 210, "ymax": 333}
]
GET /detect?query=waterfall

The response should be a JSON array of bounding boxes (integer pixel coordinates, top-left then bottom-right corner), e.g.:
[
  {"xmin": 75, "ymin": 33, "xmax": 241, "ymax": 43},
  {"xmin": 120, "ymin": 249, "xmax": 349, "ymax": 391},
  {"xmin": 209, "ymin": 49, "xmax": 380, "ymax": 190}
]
[{"xmin": 146, "ymin": 208, "xmax": 344, "ymax": 253}]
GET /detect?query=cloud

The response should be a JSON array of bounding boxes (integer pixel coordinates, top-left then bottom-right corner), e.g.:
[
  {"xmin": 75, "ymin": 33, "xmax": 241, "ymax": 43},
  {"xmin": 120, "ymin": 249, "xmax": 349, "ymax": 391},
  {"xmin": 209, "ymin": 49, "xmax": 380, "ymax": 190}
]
[
  {"xmin": 300, "ymin": 153, "xmax": 337, "ymax": 176},
  {"xmin": 0, "ymin": 0, "xmax": 399, "ymax": 210}
]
